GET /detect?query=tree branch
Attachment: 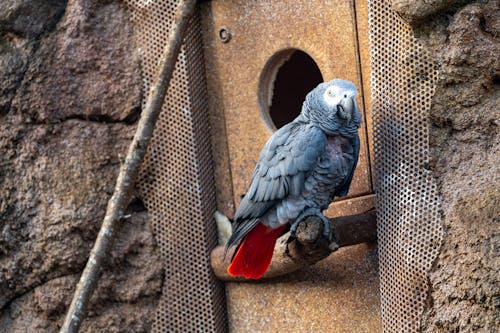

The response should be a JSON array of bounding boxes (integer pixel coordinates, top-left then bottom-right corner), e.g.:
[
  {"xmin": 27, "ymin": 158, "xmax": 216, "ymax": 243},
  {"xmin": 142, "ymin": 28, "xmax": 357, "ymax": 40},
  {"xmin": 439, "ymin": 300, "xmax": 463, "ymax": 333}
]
[
  {"xmin": 210, "ymin": 210, "xmax": 377, "ymax": 281},
  {"xmin": 59, "ymin": 1, "xmax": 197, "ymax": 332}
]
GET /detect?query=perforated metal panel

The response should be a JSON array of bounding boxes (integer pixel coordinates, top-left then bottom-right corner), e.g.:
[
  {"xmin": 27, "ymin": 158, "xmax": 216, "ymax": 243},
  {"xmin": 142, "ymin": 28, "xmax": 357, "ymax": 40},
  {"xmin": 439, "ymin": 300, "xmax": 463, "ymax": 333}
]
[
  {"xmin": 369, "ymin": 0, "xmax": 443, "ymax": 331},
  {"xmin": 124, "ymin": 1, "xmax": 227, "ymax": 332}
]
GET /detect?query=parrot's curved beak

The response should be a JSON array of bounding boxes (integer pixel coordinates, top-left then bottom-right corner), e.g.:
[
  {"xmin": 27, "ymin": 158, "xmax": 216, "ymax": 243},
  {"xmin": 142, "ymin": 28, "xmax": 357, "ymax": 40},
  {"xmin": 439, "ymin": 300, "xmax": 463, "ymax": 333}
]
[{"xmin": 336, "ymin": 96, "xmax": 354, "ymax": 123}]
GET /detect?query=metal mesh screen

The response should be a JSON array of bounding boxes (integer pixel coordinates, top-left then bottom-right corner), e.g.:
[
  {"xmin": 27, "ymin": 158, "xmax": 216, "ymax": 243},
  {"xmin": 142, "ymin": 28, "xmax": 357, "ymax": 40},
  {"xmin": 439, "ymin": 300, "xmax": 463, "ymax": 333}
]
[
  {"xmin": 368, "ymin": 0, "xmax": 443, "ymax": 331},
  {"xmin": 124, "ymin": 1, "xmax": 227, "ymax": 332}
]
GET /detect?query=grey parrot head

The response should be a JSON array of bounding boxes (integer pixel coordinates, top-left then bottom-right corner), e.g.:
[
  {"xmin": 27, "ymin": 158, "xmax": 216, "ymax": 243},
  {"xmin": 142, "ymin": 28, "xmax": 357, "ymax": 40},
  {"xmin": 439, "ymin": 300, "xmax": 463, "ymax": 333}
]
[{"xmin": 300, "ymin": 79, "xmax": 362, "ymax": 137}]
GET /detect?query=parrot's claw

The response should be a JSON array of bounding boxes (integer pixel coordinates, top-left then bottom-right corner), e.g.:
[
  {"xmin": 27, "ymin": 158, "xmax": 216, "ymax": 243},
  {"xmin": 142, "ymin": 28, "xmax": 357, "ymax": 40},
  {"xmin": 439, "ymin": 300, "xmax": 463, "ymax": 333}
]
[{"xmin": 290, "ymin": 208, "xmax": 331, "ymax": 241}]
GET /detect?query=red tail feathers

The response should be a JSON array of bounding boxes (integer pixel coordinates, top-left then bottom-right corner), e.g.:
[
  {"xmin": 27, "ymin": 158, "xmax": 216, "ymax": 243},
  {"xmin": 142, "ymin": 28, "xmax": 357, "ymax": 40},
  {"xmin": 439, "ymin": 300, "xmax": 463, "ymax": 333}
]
[{"xmin": 227, "ymin": 223, "xmax": 286, "ymax": 279}]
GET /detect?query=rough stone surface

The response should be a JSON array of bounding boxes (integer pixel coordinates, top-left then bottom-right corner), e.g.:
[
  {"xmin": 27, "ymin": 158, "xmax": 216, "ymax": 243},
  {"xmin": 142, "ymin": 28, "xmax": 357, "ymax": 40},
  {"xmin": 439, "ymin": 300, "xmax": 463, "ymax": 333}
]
[
  {"xmin": 0, "ymin": 212, "xmax": 162, "ymax": 333},
  {"xmin": 10, "ymin": 0, "xmax": 143, "ymax": 124},
  {"xmin": 0, "ymin": 39, "xmax": 26, "ymax": 117},
  {"xmin": 412, "ymin": 1, "xmax": 499, "ymax": 331},
  {"xmin": 392, "ymin": 0, "xmax": 469, "ymax": 25},
  {"xmin": 0, "ymin": 0, "xmax": 163, "ymax": 332},
  {"xmin": 0, "ymin": 0, "xmax": 67, "ymax": 38}
]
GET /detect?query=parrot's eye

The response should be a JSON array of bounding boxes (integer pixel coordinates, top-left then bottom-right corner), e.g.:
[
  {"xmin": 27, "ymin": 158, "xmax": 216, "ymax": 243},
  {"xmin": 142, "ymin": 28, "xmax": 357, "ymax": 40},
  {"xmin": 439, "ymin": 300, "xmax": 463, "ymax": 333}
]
[{"xmin": 327, "ymin": 90, "xmax": 334, "ymax": 97}]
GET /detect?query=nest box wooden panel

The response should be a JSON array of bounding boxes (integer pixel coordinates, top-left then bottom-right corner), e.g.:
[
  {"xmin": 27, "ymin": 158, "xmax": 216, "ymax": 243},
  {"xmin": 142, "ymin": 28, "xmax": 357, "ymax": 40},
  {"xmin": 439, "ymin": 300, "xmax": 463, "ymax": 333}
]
[{"xmin": 202, "ymin": 0, "xmax": 373, "ymax": 218}]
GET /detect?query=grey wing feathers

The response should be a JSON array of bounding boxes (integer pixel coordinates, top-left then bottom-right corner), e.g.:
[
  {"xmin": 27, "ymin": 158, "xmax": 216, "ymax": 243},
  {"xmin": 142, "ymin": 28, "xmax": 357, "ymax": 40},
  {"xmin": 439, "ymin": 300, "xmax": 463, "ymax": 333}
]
[
  {"xmin": 335, "ymin": 134, "xmax": 360, "ymax": 197},
  {"xmin": 245, "ymin": 123, "xmax": 326, "ymax": 204},
  {"xmin": 227, "ymin": 122, "xmax": 326, "ymax": 249}
]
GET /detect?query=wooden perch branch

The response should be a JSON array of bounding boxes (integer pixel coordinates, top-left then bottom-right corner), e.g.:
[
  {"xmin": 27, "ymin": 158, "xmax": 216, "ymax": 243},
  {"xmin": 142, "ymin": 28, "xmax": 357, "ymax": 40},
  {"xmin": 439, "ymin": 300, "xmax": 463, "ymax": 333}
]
[
  {"xmin": 210, "ymin": 210, "xmax": 377, "ymax": 281},
  {"xmin": 59, "ymin": 1, "xmax": 197, "ymax": 333}
]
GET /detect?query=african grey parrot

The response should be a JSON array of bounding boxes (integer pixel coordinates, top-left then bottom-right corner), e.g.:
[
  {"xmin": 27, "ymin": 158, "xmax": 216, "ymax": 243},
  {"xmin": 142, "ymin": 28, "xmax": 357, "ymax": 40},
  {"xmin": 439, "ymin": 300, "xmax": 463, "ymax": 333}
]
[{"xmin": 226, "ymin": 79, "xmax": 362, "ymax": 279}]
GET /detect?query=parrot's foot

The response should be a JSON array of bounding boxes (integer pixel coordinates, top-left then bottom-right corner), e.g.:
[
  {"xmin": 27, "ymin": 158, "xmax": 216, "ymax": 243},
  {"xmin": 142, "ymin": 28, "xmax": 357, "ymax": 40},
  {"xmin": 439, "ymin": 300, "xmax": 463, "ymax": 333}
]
[{"xmin": 290, "ymin": 208, "xmax": 331, "ymax": 242}]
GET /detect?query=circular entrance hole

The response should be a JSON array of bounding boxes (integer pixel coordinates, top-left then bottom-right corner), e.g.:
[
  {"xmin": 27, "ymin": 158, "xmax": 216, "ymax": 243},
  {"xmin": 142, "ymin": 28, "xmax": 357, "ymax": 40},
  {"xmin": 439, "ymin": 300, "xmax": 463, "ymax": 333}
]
[{"xmin": 259, "ymin": 49, "xmax": 323, "ymax": 131}]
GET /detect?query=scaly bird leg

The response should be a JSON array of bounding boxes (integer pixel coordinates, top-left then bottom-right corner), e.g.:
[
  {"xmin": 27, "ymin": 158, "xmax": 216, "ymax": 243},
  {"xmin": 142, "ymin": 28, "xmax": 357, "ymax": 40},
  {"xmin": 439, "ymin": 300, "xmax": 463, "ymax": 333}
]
[{"xmin": 290, "ymin": 208, "xmax": 332, "ymax": 241}]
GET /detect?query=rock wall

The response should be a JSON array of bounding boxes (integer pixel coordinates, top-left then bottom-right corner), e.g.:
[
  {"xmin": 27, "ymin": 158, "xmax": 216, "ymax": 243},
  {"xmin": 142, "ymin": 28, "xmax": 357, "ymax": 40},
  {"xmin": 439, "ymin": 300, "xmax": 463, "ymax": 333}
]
[
  {"xmin": 395, "ymin": 1, "xmax": 499, "ymax": 331},
  {"xmin": 0, "ymin": 0, "xmax": 163, "ymax": 332}
]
